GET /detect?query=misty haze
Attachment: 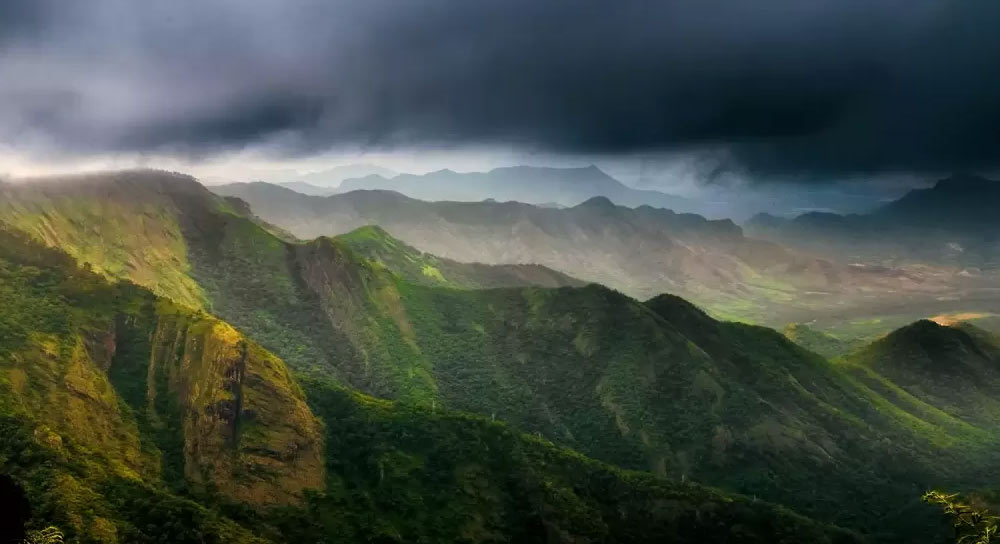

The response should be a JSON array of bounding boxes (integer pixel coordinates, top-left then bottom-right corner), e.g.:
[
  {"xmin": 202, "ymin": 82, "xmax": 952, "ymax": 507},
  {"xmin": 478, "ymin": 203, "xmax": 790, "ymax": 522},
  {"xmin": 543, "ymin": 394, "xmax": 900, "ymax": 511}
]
[{"xmin": 1, "ymin": 1, "xmax": 1000, "ymax": 543}]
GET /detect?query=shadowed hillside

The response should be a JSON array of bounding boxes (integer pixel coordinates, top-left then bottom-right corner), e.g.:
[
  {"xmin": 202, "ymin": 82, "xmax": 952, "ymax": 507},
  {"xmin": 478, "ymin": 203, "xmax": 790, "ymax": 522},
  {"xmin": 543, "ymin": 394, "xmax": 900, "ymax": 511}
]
[
  {"xmin": 747, "ymin": 174, "xmax": 1000, "ymax": 268},
  {"xmin": 5, "ymin": 170, "xmax": 1000, "ymax": 541},
  {"xmin": 842, "ymin": 320, "xmax": 1000, "ymax": 430},
  {"xmin": 0, "ymin": 215, "xmax": 863, "ymax": 543}
]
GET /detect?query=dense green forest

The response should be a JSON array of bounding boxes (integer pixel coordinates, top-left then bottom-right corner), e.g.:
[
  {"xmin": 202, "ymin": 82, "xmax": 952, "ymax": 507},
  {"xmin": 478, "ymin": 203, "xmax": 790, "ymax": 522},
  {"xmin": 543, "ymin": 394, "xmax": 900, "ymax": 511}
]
[
  {"xmin": 3, "ymin": 171, "xmax": 1000, "ymax": 542},
  {"xmin": 0, "ymin": 220, "xmax": 863, "ymax": 542}
]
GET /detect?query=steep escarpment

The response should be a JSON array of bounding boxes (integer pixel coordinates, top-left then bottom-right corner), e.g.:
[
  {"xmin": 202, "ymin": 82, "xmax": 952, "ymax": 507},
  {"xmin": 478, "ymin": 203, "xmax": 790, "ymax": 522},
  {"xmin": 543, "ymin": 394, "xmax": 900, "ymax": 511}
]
[
  {"xmin": 0, "ymin": 225, "xmax": 323, "ymax": 540},
  {"xmin": 0, "ymin": 171, "xmax": 581, "ymax": 377},
  {"xmin": 133, "ymin": 306, "xmax": 325, "ymax": 506}
]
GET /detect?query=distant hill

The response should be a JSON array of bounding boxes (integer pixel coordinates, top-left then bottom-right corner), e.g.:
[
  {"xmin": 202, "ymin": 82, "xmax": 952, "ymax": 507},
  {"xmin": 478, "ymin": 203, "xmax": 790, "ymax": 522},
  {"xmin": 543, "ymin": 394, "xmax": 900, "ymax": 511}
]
[
  {"xmin": 878, "ymin": 173, "xmax": 1000, "ymax": 228},
  {"xmin": 783, "ymin": 323, "xmax": 856, "ymax": 358},
  {"xmin": 296, "ymin": 163, "xmax": 398, "ymax": 187},
  {"xmin": 337, "ymin": 164, "xmax": 699, "ymax": 212},
  {"xmin": 746, "ymin": 174, "xmax": 1000, "ymax": 266},
  {"xmin": 842, "ymin": 320, "xmax": 1000, "ymax": 430},
  {"xmin": 274, "ymin": 180, "xmax": 338, "ymax": 195},
  {"xmin": 338, "ymin": 224, "xmax": 584, "ymax": 289},
  {"xmin": 212, "ymin": 181, "xmax": 973, "ymax": 325}
]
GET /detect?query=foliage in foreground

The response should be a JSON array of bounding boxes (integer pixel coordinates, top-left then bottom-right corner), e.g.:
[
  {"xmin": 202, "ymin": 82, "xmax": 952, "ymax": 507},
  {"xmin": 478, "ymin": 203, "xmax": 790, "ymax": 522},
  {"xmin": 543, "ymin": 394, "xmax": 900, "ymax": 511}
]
[
  {"xmin": 924, "ymin": 491, "xmax": 999, "ymax": 544},
  {"xmin": 23, "ymin": 527, "xmax": 64, "ymax": 544}
]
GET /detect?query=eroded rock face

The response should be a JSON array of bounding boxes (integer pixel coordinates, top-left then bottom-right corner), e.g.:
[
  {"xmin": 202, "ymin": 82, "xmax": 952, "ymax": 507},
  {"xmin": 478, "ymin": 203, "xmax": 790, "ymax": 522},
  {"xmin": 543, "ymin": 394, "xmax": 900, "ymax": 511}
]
[{"xmin": 149, "ymin": 312, "xmax": 326, "ymax": 506}]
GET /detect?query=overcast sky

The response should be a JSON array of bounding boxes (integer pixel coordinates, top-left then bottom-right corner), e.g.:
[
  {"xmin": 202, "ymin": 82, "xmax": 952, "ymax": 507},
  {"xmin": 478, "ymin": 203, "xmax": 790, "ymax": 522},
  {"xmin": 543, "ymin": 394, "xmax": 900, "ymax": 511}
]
[{"xmin": 1, "ymin": 0, "xmax": 998, "ymax": 186}]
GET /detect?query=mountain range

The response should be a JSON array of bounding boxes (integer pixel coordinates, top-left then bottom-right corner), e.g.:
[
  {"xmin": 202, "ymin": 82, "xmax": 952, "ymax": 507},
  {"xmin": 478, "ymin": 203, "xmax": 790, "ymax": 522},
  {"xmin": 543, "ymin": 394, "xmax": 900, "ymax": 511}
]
[
  {"xmin": 746, "ymin": 174, "xmax": 1000, "ymax": 268},
  {"xmin": 336, "ymin": 165, "xmax": 696, "ymax": 212},
  {"xmin": 212, "ymin": 181, "xmax": 993, "ymax": 331},
  {"xmin": 0, "ymin": 171, "xmax": 869, "ymax": 543},
  {"xmin": 6, "ymin": 170, "xmax": 1000, "ymax": 541},
  {"xmin": 272, "ymin": 164, "xmax": 401, "ymax": 196}
]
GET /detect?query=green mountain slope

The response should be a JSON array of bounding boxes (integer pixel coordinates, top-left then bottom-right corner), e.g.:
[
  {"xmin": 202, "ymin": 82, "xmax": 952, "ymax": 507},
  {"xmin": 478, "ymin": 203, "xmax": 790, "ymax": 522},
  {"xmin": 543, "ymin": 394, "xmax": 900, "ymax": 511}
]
[
  {"xmin": 287, "ymin": 380, "xmax": 861, "ymax": 544},
  {"xmin": 0, "ymin": 225, "xmax": 323, "ymax": 541},
  {"xmin": 0, "ymin": 171, "xmax": 211, "ymax": 309},
  {"xmin": 338, "ymin": 225, "xmax": 585, "ymax": 289},
  {"xmin": 0, "ymin": 222, "xmax": 860, "ymax": 543},
  {"xmin": 6, "ymin": 169, "xmax": 999, "ymax": 540},
  {"xmin": 842, "ymin": 320, "xmax": 1000, "ymax": 430},
  {"xmin": 783, "ymin": 323, "xmax": 855, "ymax": 358}
]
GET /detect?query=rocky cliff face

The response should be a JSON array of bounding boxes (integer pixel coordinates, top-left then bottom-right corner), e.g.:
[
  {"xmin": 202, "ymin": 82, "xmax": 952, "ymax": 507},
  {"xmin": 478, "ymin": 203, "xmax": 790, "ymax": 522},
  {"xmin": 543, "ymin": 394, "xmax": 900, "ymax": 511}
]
[
  {"xmin": 0, "ymin": 223, "xmax": 326, "ymax": 516},
  {"xmin": 146, "ymin": 308, "xmax": 325, "ymax": 506}
]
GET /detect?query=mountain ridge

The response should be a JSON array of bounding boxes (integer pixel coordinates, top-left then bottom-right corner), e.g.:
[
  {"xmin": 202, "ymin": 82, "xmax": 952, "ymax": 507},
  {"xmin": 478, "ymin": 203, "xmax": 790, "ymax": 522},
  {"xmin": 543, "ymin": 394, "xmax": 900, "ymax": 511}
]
[
  {"xmin": 0, "ymin": 198, "xmax": 865, "ymax": 543},
  {"xmin": 746, "ymin": 174, "xmax": 1000, "ymax": 267},
  {"xmin": 6, "ymin": 169, "xmax": 1000, "ymax": 540},
  {"xmin": 336, "ymin": 164, "xmax": 698, "ymax": 213},
  {"xmin": 214, "ymin": 180, "xmax": 968, "ymax": 326}
]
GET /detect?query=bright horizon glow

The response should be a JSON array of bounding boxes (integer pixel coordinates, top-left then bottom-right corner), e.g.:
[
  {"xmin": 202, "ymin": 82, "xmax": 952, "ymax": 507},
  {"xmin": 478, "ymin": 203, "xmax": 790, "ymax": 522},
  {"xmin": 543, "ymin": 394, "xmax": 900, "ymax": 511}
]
[{"xmin": 0, "ymin": 144, "xmax": 734, "ymax": 197}]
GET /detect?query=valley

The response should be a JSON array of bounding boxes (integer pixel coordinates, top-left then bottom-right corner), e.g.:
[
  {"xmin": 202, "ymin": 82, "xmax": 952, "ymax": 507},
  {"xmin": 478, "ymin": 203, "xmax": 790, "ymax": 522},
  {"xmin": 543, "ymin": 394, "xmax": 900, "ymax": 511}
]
[
  {"xmin": 4, "ymin": 4, "xmax": 999, "ymax": 542},
  {"xmin": 214, "ymin": 180, "xmax": 1000, "ymax": 336},
  {"xmin": 3, "ymin": 170, "xmax": 1000, "ymax": 542}
]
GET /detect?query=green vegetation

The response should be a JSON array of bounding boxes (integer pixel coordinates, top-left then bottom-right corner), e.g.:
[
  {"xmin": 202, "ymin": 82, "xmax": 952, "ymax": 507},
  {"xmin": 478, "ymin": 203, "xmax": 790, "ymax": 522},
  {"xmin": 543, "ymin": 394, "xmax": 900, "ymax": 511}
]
[
  {"xmin": 338, "ymin": 224, "xmax": 583, "ymax": 290},
  {"xmin": 23, "ymin": 527, "xmax": 64, "ymax": 544},
  {"xmin": 924, "ymin": 491, "xmax": 999, "ymax": 543},
  {"xmin": 841, "ymin": 320, "xmax": 1000, "ymax": 430},
  {"xmin": 0, "ymin": 223, "xmax": 318, "ymax": 541},
  {"xmin": 784, "ymin": 323, "xmax": 855, "ymax": 358},
  {"xmin": 0, "ymin": 172, "xmax": 212, "ymax": 309},
  {"xmin": 213, "ymin": 179, "xmax": 992, "ymax": 328},
  {"xmin": 0, "ymin": 218, "xmax": 859, "ymax": 542},
  {"xmin": 7, "ymin": 170, "xmax": 1000, "ymax": 542},
  {"xmin": 270, "ymin": 379, "xmax": 861, "ymax": 543}
]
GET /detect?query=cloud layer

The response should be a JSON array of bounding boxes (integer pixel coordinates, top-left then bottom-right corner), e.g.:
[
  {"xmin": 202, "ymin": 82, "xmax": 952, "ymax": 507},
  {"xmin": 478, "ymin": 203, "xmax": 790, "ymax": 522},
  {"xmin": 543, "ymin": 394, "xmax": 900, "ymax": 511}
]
[{"xmin": 2, "ymin": 0, "xmax": 998, "ymax": 176}]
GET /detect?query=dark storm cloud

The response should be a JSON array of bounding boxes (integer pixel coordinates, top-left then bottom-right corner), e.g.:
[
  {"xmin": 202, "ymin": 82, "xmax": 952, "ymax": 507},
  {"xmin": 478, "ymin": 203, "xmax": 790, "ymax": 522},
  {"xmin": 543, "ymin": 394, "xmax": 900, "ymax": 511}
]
[{"xmin": 1, "ymin": 0, "xmax": 999, "ymax": 176}]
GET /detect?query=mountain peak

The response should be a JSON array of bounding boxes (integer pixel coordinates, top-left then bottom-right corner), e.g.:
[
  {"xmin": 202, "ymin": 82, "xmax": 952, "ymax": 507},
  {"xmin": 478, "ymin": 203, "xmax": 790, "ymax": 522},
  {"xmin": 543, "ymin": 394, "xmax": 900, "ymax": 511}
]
[
  {"xmin": 644, "ymin": 293, "xmax": 714, "ymax": 328},
  {"xmin": 932, "ymin": 173, "xmax": 995, "ymax": 191},
  {"xmin": 860, "ymin": 319, "xmax": 988, "ymax": 372},
  {"xmin": 575, "ymin": 195, "xmax": 617, "ymax": 210}
]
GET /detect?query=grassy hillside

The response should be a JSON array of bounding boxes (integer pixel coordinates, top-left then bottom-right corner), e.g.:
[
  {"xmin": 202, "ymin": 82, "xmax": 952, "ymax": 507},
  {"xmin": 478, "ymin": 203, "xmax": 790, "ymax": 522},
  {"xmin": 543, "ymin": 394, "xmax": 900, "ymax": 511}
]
[
  {"xmin": 0, "ymin": 225, "xmax": 320, "ymax": 541},
  {"xmin": 6, "ymin": 170, "xmax": 1000, "ymax": 541},
  {"xmin": 0, "ymin": 222, "xmax": 861, "ymax": 543},
  {"xmin": 338, "ymin": 224, "xmax": 584, "ymax": 289},
  {"xmin": 783, "ymin": 323, "xmax": 856, "ymax": 358},
  {"xmin": 0, "ymin": 172, "xmax": 220, "ymax": 309},
  {"xmin": 842, "ymin": 320, "xmax": 1000, "ymax": 430}
]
